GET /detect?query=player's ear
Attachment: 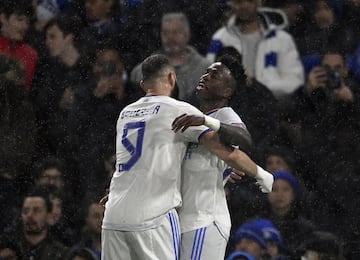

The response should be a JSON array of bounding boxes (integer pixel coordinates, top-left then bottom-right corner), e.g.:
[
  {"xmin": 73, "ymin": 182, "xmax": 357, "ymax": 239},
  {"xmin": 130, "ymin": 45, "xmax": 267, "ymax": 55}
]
[
  {"xmin": 168, "ymin": 71, "xmax": 176, "ymax": 88},
  {"xmin": 140, "ymin": 80, "xmax": 147, "ymax": 93}
]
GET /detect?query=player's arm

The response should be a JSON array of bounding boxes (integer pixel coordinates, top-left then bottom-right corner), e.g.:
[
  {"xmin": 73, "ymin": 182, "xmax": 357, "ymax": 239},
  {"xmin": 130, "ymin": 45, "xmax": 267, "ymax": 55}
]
[
  {"xmin": 198, "ymin": 131, "xmax": 273, "ymax": 193},
  {"xmin": 172, "ymin": 114, "xmax": 252, "ymax": 151}
]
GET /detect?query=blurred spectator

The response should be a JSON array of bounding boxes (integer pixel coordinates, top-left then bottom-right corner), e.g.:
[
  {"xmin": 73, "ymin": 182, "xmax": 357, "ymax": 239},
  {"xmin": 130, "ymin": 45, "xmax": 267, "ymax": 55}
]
[
  {"xmin": 31, "ymin": 14, "xmax": 90, "ymax": 160},
  {"xmin": 232, "ymin": 219, "xmax": 268, "ymax": 260},
  {"xmin": 76, "ymin": 202, "xmax": 104, "ymax": 259},
  {"xmin": 33, "ymin": 157, "xmax": 80, "ymax": 240},
  {"xmin": 131, "ymin": 12, "xmax": 210, "ymax": 100},
  {"xmin": 34, "ymin": 157, "xmax": 66, "ymax": 190},
  {"xmin": 36, "ymin": 0, "xmax": 72, "ymax": 29},
  {"xmin": 0, "ymin": 236, "xmax": 22, "ymax": 260},
  {"xmin": 263, "ymin": 0, "xmax": 310, "ymax": 41},
  {"xmin": 66, "ymin": 246, "xmax": 98, "ymax": 260},
  {"xmin": 227, "ymin": 250, "xmax": 256, "ymax": 260},
  {"xmin": 37, "ymin": 185, "xmax": 76, "ymax": 247},
  {"xmin": 300, "ymin": 231, "xmax": 346, "ymax": 260},
  {"xmin": 10, "ymin": 187, "xmax": 68, "ymax": 259},
  {"xmin": 0, "ymin": 0, "xmax": 38, "ymax": 91},
  {"xmin": 286, "ymin": 49, "xmax": 360, "ymax": 189},
  {"xmin": 207, "ymin": 0, "xmax": 304, "ymax": 97},
  {"xmin": 262, "ymin": 171, "xmax": 315, "ymax": 257},
  {"xmin": 262, "ymin": 145, "xmax": 295, "ymax": 174},
  {"xmin": 0, "ymin": 55, "xmax": 37, "ymax": 177},
  {"xmin": 297, "ymin": 0, "xmax": 358, "ymax": 61},
  {"xmin": 253, "ymin": 219, "xmax": 283, "ymax": 260},
  {"xmin": 68, "ymin": 39, "xmax": 141, "ymax": 201}
]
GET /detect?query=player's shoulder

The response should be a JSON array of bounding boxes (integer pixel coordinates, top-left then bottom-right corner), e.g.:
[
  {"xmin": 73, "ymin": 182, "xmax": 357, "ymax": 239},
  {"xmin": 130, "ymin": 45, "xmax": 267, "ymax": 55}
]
[{"xmin": 215, "ymin": 107, "xmax": 238, "ymax": 117}]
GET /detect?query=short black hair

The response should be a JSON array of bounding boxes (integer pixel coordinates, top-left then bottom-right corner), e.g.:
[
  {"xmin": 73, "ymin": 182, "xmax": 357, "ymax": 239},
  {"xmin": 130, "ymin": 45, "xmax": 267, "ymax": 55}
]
[
  {"xmin": 141, "ymin": 54, "xmax": 172, "ymax": 82},
  {"xmin": 217, "ymin": 53, "xmax": 246, "ymax": 88},
  {"xmin": 0, "ymin": 0, "xmax": 34, "ymax": 18},
  {"xmin": 320, "ymin": 47, "xmax": 346, "ymax": 64},
  {"xmin": 45, "ymin": 14, "xmax": 83, "ymax": 39},
  {"xmin": 25, "ymin": 186, "xmax": 53, "ymax": 213}
]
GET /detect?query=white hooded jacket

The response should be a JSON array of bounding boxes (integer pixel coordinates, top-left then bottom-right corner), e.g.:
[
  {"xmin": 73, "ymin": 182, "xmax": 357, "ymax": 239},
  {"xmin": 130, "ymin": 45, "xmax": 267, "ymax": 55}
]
[{"xmin": 207, "ymin": 9, "xmax": 304, "ymax": 97}]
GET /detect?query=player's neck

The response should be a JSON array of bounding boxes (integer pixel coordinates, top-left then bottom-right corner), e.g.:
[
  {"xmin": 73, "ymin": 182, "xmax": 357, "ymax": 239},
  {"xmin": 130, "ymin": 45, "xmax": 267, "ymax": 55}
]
[
  {"xmin": 145, "ymin": 82, "xmax": 172, "ymax": 97},
  {"xmin": 200, "ymin": 100, "xmax": 228, "ymax": 114}
]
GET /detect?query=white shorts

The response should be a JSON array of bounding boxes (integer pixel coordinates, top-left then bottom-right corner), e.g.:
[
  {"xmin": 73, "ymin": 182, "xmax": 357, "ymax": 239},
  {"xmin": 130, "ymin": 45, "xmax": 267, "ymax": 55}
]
[
  {"xmin": 102, "ymin": 211, "xmax": 181, "ymax": 260},
  {"xmin": 180, "ymin": 222, "xmax": 230, "ymax": 260}
]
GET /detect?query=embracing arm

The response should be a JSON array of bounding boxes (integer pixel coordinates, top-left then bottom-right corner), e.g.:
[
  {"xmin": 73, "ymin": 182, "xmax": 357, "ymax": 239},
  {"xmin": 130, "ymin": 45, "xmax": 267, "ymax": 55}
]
[
  {"xmin": 172, "ymin": 114, "xmax": 252, "ymax": 151},
  {"xmin": 199, "ymin": 131, "xmax": 273, "ymax": 192},
  {"xmin": 218, "ymin": 122, "xmax": 252, "ymax": 151}
]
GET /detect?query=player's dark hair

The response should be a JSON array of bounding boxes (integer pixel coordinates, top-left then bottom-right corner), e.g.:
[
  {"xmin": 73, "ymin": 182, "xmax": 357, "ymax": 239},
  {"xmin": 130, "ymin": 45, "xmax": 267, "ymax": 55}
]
[
  {"xmin": 0, "ymin": 0, "xmax": 34, "ymax": 18},
  {"xmin": 217, "ymin": 53, "xmax": 246, "ymax": 88},
  {"xmin": 141, "ymin": 54, "xmax": 172, "ymax": 82}
]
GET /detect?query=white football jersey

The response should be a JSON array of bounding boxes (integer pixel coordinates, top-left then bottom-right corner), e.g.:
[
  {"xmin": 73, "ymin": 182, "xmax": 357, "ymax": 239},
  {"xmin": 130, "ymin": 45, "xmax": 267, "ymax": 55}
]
[
  {"xmin": 179, "ymin": 107, "xmax": 245, "ymax": 233},
  {"xmin": 102, "ymin": 95, "xmax": 209, "ymax": 231}
]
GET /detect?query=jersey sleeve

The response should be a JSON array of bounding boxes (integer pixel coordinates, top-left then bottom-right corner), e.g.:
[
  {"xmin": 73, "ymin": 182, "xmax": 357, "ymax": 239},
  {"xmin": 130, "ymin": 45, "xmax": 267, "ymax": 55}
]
[
  {"xmin": 176, "ymin": 102, "xmax": 211, "ymax": 143},
  {"xmin": 215, "ymin": 107, "xmax": 246, "ymax": 128}
]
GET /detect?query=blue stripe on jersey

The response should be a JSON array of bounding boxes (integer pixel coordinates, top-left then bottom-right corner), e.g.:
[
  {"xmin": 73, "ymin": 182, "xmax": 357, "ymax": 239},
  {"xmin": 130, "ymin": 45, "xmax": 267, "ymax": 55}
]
[
  {"xmin": 197, "ymin": 128, "xmax": 213, "ymax": 143},
  {"xmin": 169, "ymin": 212, "xmax": 179, "ymax": 260}
]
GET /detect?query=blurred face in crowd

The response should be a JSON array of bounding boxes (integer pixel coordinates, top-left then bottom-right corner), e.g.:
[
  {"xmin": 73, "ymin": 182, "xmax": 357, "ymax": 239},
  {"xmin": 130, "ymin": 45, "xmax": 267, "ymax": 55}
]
[
  {"xmin": 302, "ymin": 250, "xmax": 321, "ymax": 260},
  {"xmin": 0, "ymin": 14, "xmax": 30, "ymax": 41},
  {"xmin": 228, "ymin": 0, "xmax": 260, "ymax": 22},
  {"xmin": 85, "ymin": 0, "xmax": 113, "ymax": 21},
  {"xmin": 321, "ymin": 53, "xmax": 347, "ymax": 78},
  {"xmin": 22, "ymin": 197, "xmax": 49, "ymax": 235},
  {"xmin": 235, "ymin": 238, "xmax": 265, "ymax": 259},
  {"xmin": 282, "ymin": 3, "xmax": 304, "ymax": 24},
  {"xmin": 197, "ymin": 62, "xmax": 235, "ymax": 101},
  {"xmin": 93, "ymin": 49, "xmax": 124, "ymax": 78},
  {"xmin": 48, "ymin": 196, "xmax": 62, "ymax": 226},
  {"xmin": 268, "ymin": 180, "xmax": 294, "ymax": 213},
  {"xmin": 265, "ymin": 155, "xmax": 291, "ymax": 173},
  {"xmin": 267, "ymin": 241, "xmax": 280, "ymax": 258},
  {"xmin": 36, "ymin": 167, "xmax": 64, "ymax": 189},
  {"xmin": 86, "ymin": 203, "xmax": 105, "ymax": 235},
  {"xmin": 161, "ymin": 18, "xmax": 190, "ymax": 55},
  {"xmin": 0, "ymin": 248, "xmax": 18, "ymax": 260},
  {"xmin": 46, "ymin": 24, "xmax": 74, "ymax": 57},
  {"xmin": 314, "ymin": 1, "xmax": 334, "ymax": 28}
]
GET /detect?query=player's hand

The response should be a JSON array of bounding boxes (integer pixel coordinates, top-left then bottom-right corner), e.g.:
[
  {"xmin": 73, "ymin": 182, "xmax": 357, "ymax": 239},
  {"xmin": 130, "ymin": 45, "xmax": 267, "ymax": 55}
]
[
  {"xmin": 228, "ymin": 168, "xmax": 246, "ymax": 183},
  {"xmin": 99, "ymin": 189, "xmax": 109, "ymax": 207},
  {"xmin": 172, "ymin": 114, "xmax": 205, "ymax": 132}
]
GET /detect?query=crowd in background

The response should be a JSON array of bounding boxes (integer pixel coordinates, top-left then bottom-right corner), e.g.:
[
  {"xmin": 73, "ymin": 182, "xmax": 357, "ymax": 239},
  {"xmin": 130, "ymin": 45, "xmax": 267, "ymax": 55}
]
[{"xmin": 1, "ymin": 0, "xmax": 360, "ymax": 259}]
